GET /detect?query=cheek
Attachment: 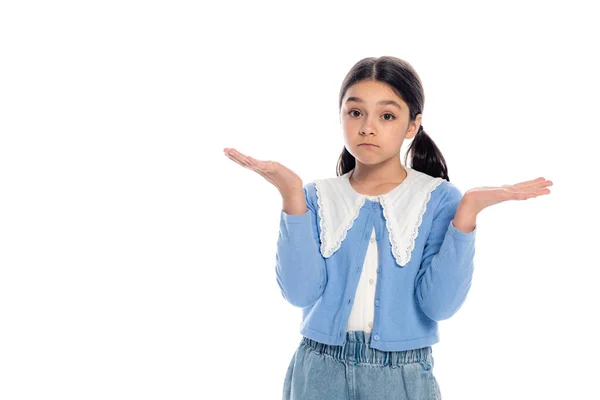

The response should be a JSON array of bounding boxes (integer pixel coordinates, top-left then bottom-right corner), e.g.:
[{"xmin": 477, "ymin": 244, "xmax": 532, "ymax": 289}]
[
  {"xmin": 341, "ymin": 122, "xmax": 355, "ymax": 138},
  {"xmin": 377, "ymin": 136, "xmax": 404, "ymax": 151}
]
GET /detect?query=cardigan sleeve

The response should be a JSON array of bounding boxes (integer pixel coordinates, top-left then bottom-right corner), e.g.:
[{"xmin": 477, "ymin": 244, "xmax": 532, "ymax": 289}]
[
  {"xmin": 275, "ymin": 182, "xmax": 328, "ymax": 308},
  {"xmin": 414, "ymin": 182, "xmax": 477, "ymax": 321}
]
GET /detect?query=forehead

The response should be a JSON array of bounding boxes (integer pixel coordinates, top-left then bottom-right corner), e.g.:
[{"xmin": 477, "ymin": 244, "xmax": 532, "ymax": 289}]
[{"xmin": 344, "ymin": 80, "xmax": 407, "ymax": 107}]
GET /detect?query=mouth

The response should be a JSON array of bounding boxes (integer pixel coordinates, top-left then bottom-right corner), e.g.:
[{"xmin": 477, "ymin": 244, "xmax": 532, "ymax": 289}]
[{"xmin": 358, "ymin": 143, "xmax": 378, "ymax": 147}]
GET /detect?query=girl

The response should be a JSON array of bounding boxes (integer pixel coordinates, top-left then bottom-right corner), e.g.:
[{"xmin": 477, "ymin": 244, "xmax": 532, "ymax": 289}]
[{"xmin": 224, "ymin": 56, "xmax": 552, "ymax": 400}]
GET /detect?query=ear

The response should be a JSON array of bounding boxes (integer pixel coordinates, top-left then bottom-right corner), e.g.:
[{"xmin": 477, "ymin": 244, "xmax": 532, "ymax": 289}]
[{"xmin": 405, "ymin": 114, "xmax": 423, "ymax": 140}]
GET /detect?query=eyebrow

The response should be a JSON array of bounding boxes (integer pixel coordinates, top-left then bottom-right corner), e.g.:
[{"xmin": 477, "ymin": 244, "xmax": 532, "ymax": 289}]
[{"xmin": 345, "ymin": 96, "xmax": 402, "ymax": 110}]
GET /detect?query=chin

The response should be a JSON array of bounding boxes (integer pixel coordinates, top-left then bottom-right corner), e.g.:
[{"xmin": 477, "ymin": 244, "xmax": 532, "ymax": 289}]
[{"xmin": 353, "ymin": 156, "xmax": 381, "ymax": 165}]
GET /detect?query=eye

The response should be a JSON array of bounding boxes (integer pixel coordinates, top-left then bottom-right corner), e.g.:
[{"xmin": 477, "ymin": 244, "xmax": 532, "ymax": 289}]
[{"xmin": 347, "ymin": 110, "xmax": 396, "ymax": 121}]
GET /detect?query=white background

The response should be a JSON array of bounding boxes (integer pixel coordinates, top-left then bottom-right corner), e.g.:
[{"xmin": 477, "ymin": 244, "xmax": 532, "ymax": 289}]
[{"xmin": 1, "ymin": 1, "xmax": 598, "ymax": 399}]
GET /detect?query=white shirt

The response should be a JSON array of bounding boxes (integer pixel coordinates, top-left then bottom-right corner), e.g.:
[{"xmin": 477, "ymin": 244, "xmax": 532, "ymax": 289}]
[
  {"xmin": 346, "ymin": 226, "xmax": 378, "ymax": 333},
  {"xmin": 346, "ymin": 192, "xmax": 380, "ymax": 333}
]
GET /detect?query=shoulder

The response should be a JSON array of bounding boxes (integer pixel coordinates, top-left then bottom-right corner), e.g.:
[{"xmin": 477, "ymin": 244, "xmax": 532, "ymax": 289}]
[
  {"xmin": 403, "ymin": 168, "xmax": 459, "ymax": 204},
  {"xmin": 427, "ymin": 179, "xmax": 464, "ymax": 216},
  {"xmin": 430, "ymin": 179, "xmax": 462, "ymax": 200},
  {"xmin": 303, "ymin": 174, "xmax": 343, "ymax": 205}
]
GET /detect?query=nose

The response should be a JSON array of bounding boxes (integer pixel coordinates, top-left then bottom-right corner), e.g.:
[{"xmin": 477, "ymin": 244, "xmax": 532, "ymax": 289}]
[
  {"xmin": 360, "ymin": 129, "xmax": 375, "ymax": 136},
  {"xmin": 360, "ymin": 118, "xmax": 377, "ymax": 136}
]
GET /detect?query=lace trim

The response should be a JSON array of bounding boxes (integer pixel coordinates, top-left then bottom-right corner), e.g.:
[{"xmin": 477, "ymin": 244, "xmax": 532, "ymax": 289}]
[
  {"xmin": 314, "ymin": 181, "xmax": 327, "ymax": 257},
  {"xmin": 314, "ymin": 174, "xmax": 445, "ymax": 265},
  {"xmin": 381, "ymin": 180, "xmax": 444, "ymax": 266},
  {"xmin": 315, "ymin": 180, "xmax": 366, "ymax": 257},
  {"xmin": 380, "ymin": 195, "xmax": 405, "ymax": 266}
]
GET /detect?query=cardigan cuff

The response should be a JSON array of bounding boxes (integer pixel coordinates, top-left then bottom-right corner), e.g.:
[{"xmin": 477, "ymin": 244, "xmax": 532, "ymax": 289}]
[
  {"xmin": 448, "ymin": 220, "xmax": 477, "ymax": 242},
  {"xmin": 281, "ymin": 209, "xmax": 311, "ymax": 224}
]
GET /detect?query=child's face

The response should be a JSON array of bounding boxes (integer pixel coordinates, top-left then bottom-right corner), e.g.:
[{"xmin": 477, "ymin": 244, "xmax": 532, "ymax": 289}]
[{"xmin": 340, "ymin": 80, "xmax": 421, "ymax": 165}]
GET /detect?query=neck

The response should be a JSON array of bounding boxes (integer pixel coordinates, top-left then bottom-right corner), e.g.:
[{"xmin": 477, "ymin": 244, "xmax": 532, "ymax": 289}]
[{"xmin": 350, "ymin": 161, "xmax": 407, "ymax": 185}]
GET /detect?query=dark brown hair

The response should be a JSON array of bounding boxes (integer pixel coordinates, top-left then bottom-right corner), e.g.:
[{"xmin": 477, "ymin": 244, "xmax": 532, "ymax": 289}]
[{"xmin": 336, "ymin": 56, "xmax": 450, "ymax": 181}]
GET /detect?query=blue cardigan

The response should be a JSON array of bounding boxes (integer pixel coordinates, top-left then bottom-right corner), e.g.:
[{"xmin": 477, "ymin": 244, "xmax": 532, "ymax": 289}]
[{"xmin": 275, "ymin": 174, "xmax": 477, "ymax": 351}]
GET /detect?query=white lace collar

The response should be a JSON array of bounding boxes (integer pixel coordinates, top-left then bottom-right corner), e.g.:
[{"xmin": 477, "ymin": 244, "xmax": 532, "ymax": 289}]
[{"xmin": 314, "ymin": 166, "xmax": 445, "ymax": 267}]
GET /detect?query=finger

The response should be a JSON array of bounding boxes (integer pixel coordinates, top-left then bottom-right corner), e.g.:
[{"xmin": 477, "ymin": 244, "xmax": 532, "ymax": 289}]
[
  {"xmin": 225, "ymin": 149, "xmax": 274, "ymax": 182},
  {"xmin": 524, "ymin": 179, "xmax": 553, "ymax": 189},
  {"xmin": 226, "ymin": 148, "xmax": 249, "ymax": 164},
  {"xmin": 514, "ymin": 188, "xmax": 551, "ymax": 199},
  {"xmin": 514, "ymin": 177, "xmax": 545, "ymax": 186},
  {"xmin": 514, "ymin": 177, "xmax": 552, "ymax": 187},
  {"xmin": 511, "ymin": 184, "xmax": 551, "ymax": 193},
  {"xmin": 229, "ymin": 149, "xmax": 274, "ymax": 173},
  {"xmin": 224, "ymin": 150, "xmax": 249, "ymax": 168},
  {"xmin": 530, "ymin": 187, "xmax": 552, "ymax": 195},
  {"xmin": 226, "ymin": 148, "xmax": 256, "ymax": 169}
]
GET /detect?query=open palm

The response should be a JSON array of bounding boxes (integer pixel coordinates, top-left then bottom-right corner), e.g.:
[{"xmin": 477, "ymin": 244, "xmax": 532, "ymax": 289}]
[
  {"xmin": 463, "ymin": 176, "xmax": 553, "ymax": 214},
  {"xmin": 223, "ymin": 147, "xmax": 303, "ymax": 197}
]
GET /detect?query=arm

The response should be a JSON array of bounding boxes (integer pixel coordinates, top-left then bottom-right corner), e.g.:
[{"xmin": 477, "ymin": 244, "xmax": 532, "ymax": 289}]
[
  {"xmin": 414, "ymin": 182, "xmax": 477, "ymax": 321},
  {"xmin": 275, "ymin": 182, "xmax": 328, "ymax": 308}
]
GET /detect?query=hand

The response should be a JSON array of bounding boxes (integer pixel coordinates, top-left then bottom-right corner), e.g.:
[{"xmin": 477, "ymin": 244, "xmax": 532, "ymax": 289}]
[
  {"xmin": 462, "ymin": 176, "xmax": 553, "ymax": 214},
  {"xmin": 223, "ymin": 147, "xmax": 304, "ymax": 197}
]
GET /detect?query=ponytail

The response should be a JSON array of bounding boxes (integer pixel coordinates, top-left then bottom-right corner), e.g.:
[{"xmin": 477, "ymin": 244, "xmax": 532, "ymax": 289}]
[{"xmin": 404, "ymin": 126, "xmax": 449, "ymax": 181}]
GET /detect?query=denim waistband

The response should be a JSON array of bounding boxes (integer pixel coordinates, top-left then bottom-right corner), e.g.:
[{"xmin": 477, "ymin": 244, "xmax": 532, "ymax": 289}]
[{"xmin": 300, "ymin": 331, "xmax": 433, "ymax": 367}]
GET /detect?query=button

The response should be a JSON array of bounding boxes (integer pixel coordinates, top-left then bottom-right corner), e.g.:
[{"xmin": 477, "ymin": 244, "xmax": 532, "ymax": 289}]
[
  {"xmin": 370, "ymin": 236, "xmax": 376, "ymax": 243},
  {"xmin": 375, "ymin": 300, "xmax": 380, "ymax": 306},
  {"xmin": 348, "ymin": 299, "xmax": 352, "ymax": 305},
  {"xmin": 368, "ymin": 322, "xmax": 373, "ymax": 328},
  {"xmin": 371, "ymin": 204, "xmax": 377, "ymax": 210},
  {"xmin": 377, "ymin": 267, "xmax": 381, "ymax": 273},
  {"xmin": 369, "ymin": 279, "xmax": 374, "ymax": 285},
  {"xmin": 373, "ymin": 334, "xmax": 380, "ymax": 340}
]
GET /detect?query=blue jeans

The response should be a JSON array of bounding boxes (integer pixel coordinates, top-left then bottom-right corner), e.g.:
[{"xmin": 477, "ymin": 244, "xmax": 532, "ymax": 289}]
[{"xmin": 283, "ymin": 330, "xmax": 441, "ymax": 400}]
